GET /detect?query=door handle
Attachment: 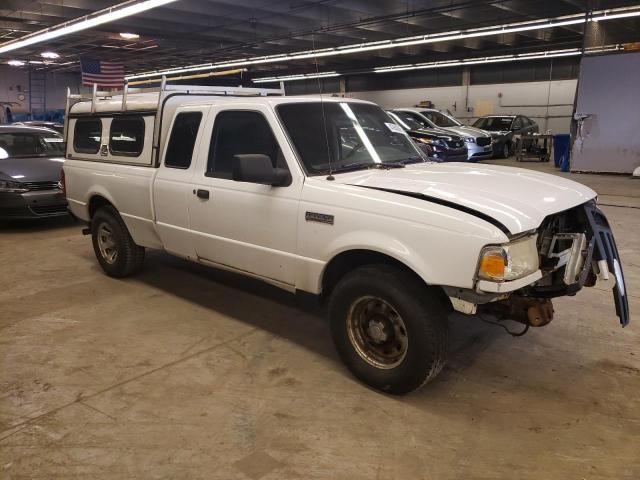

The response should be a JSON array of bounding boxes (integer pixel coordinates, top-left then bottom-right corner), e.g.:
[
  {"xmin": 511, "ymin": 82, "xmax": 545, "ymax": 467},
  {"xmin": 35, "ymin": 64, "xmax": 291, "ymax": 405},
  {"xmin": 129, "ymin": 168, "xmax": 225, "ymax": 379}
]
[{"xmin": 195, "ymin": 189, "xmax": 210, "ymax": 200}]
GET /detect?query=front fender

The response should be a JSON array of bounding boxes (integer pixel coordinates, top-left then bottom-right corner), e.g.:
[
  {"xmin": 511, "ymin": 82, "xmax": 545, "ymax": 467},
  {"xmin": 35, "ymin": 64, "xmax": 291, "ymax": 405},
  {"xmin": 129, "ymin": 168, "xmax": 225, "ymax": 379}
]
[
  {"xmin": 298, "ymin": 220, "xmax": 491, "ymax": 294},
  {"xmin": 322, "ymin": 229, "xmax": 436, "ymax": 289}
]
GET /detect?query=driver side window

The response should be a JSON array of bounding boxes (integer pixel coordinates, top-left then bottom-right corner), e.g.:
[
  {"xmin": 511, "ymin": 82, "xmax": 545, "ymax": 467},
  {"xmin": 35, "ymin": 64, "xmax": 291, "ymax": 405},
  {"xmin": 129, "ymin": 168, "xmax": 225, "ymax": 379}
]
[
  {"xmin": 512, "ymin": 117, "xmax": 523, "ymax": 130},
  {"xmin": 207, "ymin": 110, "xmax": 287, "ymax": 179}
]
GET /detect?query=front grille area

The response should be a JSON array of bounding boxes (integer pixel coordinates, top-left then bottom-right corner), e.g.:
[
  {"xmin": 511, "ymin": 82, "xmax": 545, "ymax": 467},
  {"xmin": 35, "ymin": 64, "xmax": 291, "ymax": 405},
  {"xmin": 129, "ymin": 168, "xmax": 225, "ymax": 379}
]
[
  {"xmin": 445, "ymin": 140, "xmax": 464, "ymax": 148},
  {"xmin": 23, "ymin": 181, "xmax": 60, "ymax": 191},
  {"xmin": 0, "ymin": 207, "xmax": 29, "ymax": 217},
  {"xmin": 476, "ymin": 137, "xmax": 491, "ymax": 147},
  {"xmin": 29, "ymin": 204, "xmax": 68, "ymax": 215}
]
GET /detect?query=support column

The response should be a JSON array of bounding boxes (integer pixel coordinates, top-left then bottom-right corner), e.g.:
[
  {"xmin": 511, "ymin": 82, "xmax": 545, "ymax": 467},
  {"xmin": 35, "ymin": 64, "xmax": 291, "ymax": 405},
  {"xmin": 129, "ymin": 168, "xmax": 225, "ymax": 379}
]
[{"xmin": 462, "ymin": 66, "xmax": 471, "ymax": 113}]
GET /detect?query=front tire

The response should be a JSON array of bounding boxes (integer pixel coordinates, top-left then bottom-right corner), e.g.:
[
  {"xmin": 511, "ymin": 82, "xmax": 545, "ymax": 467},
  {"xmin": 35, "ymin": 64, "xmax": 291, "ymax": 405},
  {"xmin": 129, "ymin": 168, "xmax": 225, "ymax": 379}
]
[
  {"xmin": 91, "ymin": 206, "xmax": 145, "ymax": 278},
  {"xmin": 328, "ymin": 265, "xmax": 449, "ymax": 395}
]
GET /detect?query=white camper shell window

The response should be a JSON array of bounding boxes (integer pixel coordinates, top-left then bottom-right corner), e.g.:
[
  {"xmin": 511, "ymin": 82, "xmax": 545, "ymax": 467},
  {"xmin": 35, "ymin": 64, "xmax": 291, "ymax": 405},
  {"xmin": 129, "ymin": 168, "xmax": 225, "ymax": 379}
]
[{"xmin": 69, "ymin": 115, "xmax": 154, "ymax": 166}]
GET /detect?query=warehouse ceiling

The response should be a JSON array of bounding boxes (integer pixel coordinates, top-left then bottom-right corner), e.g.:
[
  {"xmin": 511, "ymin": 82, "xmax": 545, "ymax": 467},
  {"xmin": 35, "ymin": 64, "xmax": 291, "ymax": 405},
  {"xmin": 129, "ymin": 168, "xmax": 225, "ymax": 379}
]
[{"xmin": 2, "ymin": 0, "xmax": 640, "ymax": 79}]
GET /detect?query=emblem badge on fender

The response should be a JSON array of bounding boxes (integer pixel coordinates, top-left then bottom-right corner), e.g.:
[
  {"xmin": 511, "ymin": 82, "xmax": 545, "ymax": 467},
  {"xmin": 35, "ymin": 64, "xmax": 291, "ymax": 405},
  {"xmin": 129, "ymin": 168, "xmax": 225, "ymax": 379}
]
[{"xmin": 305, "ymin": 211, "xmax": 334, "ymax": 225}]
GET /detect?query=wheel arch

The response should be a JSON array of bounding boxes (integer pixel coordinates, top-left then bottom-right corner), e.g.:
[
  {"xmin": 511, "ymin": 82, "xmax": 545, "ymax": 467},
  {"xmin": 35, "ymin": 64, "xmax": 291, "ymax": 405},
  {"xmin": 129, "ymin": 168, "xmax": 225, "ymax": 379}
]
[
  {"xmin": 320, "ymin": 249, "xmax": 451, "ymax": 309},
  {"xmin": 87, "ymin": 192, "xmax": 162, "ymax": 249},
  {"xmin": 88, "ymin": 194, "xmax": 116, "ymax": 218}
]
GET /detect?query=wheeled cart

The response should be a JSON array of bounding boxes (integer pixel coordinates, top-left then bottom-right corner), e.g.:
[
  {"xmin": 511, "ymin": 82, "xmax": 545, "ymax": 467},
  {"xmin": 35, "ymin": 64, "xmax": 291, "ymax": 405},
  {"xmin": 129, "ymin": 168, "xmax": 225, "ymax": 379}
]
[{"xmin": 515, "ymin": 133, "xmax": 554, "ymax": 162}]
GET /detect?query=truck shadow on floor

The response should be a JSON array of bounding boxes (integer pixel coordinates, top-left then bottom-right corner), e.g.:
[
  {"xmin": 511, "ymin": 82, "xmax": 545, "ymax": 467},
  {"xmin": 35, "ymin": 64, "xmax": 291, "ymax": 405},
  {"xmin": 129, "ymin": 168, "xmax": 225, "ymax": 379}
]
[
  {"xmin": 126, "ymin": 254, "xmax": 639, "ymax": 414},
  {"xmin": 132, "ymin": 251, "xmax": 507, "ymax": 382}
]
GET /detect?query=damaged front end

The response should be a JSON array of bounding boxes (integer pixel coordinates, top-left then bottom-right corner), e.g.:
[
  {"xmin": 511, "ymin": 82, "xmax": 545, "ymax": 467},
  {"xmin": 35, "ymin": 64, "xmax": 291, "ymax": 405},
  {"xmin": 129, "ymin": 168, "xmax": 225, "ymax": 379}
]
[
  {"xmin": 525, "ymin": 200, "xmax": 629, "ymax": 326},
  {"xmin": 455, "ymin": 201, "xmax": 629, "ymax": 328}
]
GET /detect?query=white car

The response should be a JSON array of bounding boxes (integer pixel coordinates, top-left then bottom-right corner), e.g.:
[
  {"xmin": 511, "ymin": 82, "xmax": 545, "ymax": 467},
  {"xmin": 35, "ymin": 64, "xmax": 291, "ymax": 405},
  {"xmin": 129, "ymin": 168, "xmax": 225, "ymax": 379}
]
[{"xmin": 62, "ymin": 84, "xmax": 629, "ymax": 395}]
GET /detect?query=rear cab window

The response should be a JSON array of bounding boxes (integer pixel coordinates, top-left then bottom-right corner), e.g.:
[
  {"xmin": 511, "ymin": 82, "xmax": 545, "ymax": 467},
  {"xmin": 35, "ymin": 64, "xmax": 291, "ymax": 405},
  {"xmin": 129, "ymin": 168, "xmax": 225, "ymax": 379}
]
[{"xmin": 165, "ymin": 112, "xmax": 203, "ymax": 169}]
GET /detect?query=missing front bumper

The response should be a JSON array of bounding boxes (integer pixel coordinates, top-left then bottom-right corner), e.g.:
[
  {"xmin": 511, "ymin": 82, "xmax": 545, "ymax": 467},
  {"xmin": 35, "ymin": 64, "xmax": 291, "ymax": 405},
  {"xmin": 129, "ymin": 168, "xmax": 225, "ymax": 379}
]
[
  {"xmin": 529, "ymin": 201, "xmax": 629, "ymax": 326},
  {"xmin": 454, "ymin": 201, "xmax": 629, "ymax": 327}
]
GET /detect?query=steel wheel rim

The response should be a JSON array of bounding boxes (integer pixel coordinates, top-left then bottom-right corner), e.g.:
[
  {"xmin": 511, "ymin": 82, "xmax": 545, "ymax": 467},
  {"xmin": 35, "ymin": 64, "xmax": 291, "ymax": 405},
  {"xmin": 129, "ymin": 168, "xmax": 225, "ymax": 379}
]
[
  {"xmin": 346, "ymin": 296, "xmax": 408, "ymax": 369},
  {"xmin": 97, "ymin": 222, "xmax": 118, "ymax": 264}
]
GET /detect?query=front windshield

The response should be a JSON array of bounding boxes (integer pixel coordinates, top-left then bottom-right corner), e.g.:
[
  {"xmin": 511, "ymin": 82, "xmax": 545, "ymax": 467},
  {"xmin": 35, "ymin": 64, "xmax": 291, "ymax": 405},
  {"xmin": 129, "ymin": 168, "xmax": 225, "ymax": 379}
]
[
  {"xmin": 473, "ymin": 117, "xmax": 514, "ymax": 131},
  {"xmin": 388, "ymin": 111, "xmax": 425, "ymax": 131},
  {"xmin": 278, "ymin": 102, "xmax": 426, "ymax": 175},
  {"xmin": 421, "ymin": 110, "xmax": 461, "ymax": 128},
  {"xmin": 0, "ymin": 132, "xmax": 65, "ymax": 158}
]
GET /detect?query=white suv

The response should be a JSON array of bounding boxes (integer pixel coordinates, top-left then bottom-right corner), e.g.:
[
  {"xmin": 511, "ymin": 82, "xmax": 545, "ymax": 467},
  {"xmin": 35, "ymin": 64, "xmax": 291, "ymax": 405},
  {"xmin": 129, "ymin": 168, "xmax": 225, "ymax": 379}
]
[{"xmin": 62, "ymin": 83, "xmax": 628, "ymax": 395}]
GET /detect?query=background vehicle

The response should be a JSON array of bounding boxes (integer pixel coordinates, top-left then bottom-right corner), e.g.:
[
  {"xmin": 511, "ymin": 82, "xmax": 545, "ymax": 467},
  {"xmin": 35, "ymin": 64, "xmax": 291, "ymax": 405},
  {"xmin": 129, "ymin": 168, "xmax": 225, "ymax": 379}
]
[
  {"xmin": 386, "ymin": 111, "xmax": 467, "ymax": 162},
  {"xmin": 12, "ymin": 121, "xmax": 65, "ymax": 134},
  {"xmin": 472, "ymin": 115, "xmax": 539, "ymax": 158},
  {"xmin": 63, "ymin": 85, "xmax": 628, "ymax": 395},
  {"xmin": 0, "ymin": 125, "xmax": 67, "ymax": 219},
  {"xmin": 392, "ymin": 107, "xmax": 493, "ymax": 161}
]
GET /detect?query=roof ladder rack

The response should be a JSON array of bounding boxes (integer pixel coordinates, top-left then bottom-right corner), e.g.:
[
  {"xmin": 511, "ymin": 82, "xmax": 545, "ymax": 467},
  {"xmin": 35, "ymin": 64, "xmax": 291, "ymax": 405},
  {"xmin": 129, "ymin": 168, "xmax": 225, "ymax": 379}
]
[{"xmin": 64, "ymin": 78, "xmax": 284, "ymax": 138}]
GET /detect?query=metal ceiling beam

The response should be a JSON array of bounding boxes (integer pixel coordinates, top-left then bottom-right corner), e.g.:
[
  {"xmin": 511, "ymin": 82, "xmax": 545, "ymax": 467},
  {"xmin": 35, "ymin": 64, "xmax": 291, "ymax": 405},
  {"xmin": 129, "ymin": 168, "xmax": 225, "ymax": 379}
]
[{"xmin": 2, "ymin": 0, "xmax": 639, "ymax": 77}]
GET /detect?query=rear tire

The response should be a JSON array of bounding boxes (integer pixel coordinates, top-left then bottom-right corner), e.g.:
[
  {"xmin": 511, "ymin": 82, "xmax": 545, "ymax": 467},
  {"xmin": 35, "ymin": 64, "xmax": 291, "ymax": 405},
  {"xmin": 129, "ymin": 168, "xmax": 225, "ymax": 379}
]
[
  {"xmin": 91, "ymin": 205, "xmax": 145, "ymax": 278},
  {"xmin": 502, "ymin": 142, "xmax": 510, "ymax": 158},
  {"xmin": 328, "ymin": 264, "xmax": 449, "ymax": 395}
]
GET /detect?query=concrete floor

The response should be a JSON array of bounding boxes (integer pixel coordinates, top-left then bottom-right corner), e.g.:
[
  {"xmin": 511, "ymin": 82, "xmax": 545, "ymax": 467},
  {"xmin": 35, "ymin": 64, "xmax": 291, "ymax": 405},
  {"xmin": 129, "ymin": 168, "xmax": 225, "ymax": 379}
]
[{"xmin": 1, "ymin": 159, "xmax": 639, "ymax": 479}]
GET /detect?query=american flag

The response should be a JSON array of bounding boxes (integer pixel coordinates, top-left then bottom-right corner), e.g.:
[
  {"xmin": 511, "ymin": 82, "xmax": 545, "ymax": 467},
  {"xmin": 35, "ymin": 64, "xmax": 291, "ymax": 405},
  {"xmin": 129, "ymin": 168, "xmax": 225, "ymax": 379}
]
[{"xmin": 80, "ymin": 57, "xmax": 125, "ymax": 89}]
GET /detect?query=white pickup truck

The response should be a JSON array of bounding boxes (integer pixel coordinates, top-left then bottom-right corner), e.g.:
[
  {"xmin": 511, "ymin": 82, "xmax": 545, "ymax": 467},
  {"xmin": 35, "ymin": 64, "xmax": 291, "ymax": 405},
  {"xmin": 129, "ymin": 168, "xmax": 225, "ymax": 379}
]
[{"xmin": 62, "ymin": 84, "xmax": 628, "ymax": 394}]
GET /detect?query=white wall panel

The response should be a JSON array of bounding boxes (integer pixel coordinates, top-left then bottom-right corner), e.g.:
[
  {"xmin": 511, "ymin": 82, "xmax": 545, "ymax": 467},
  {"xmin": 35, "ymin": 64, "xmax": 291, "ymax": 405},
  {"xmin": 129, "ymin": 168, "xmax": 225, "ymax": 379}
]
[
  {"xmin": 347, "ymin": 79, "xmax": 577, "ymax": 133},
  {"xmin": 572, "ymin": 52, "xmax": 640, "ymax": 173}
]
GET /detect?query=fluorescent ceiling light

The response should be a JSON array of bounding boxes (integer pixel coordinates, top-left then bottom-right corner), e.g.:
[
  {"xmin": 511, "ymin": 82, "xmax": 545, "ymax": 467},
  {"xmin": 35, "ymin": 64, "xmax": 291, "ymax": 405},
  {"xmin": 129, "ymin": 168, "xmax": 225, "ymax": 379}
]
[
  {"xmin": 126, "ymin": 5, "xmax": 640, "ymax": 80},
  {"xmin": 7, "ymin": 60, "xmax": 25, "ymax": 66},
  {"xmin": 373, "ymin": 47, "xmax": 620, "ymax": 73},
  {"xmin": 592, "ymin": 10, "xmax": 640, "ymax": 21},
  {"xmin": 0, "ymin": 0, "xmax": 176, "ymax": 55},
  {"xmin": 253, "ymin": 71, "xmax": 340, "ymax": 83},
  {"xmin": 374, "ymin": 53, "xmax": 579, "ymax": 73},
  {"xmin": 40, "ymin": 51, "xmax": 59, "ymax": 58},
  {"xmin": 119, "ymin": 32, "xmax": 140, "ymax": 39},
  {"xmin": 252, "ymin": 45, "xmax": 622, "ymax": 83}
]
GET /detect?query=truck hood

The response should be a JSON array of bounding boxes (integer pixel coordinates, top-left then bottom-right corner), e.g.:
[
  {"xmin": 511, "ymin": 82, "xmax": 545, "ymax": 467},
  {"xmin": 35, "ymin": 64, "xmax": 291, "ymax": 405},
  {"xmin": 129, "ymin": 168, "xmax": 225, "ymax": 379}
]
[
  {"xmin": 0, "ymin": 156, "xmax": 65, "ymax": 183},
  {"xmin": 440, "ymin": 125, "xmax": 490, "ymax": 139},
  {"xmin": 332, "ymin": 162, "xmax": 596, "ymax": 235}
]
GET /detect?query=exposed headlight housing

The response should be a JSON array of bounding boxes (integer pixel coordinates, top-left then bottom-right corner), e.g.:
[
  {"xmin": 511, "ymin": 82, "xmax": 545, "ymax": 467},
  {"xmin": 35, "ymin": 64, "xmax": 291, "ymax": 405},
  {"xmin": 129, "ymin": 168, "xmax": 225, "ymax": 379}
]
[
  {"xmin": 477, "ymin": 234, "xmax": 539, "ymax": 282},
  {"xmin": 417, "ymin": 137, "xmax": 445, "ymax": 147},
  {"xmin": 464, "ymin": 137, "xmax": 476, "ymax": 143},
  {"xmin": 0, "ymin": 180, "xmax": 28, "ymax": 193}
]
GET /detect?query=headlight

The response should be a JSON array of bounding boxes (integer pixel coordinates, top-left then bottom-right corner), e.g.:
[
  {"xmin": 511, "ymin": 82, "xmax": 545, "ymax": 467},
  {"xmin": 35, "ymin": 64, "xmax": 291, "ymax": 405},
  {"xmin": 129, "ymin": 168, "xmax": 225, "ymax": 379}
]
[
  {"xmin": 0, "ymin": 180, "xmax": 28, "ymax": 193},
  {"xmin": 464, "ymin": 137, "xmax": 475, "ymax": 143},
  {"xmin": 477, "ymin": 234, "xmax": 539, "ymax": 282},
  {"xmin": 417, "ymin": 137, "xmax": 445, "ymax": 147}
]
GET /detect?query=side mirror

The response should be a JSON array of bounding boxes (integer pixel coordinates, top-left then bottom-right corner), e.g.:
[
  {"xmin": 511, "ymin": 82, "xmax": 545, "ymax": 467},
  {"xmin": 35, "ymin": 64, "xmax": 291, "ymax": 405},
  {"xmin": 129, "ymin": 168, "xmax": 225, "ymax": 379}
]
[{"xmin": 233, "ymin": 154, "xmax": 291, "ymax": 186}]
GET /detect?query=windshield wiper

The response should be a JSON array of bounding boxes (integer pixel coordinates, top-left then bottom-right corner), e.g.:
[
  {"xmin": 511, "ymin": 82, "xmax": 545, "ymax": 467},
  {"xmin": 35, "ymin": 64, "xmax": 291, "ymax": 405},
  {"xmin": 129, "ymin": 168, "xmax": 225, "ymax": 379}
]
[
  {"xmin": 332, "ymin": 161, "xmax": 405, "ymax": 173},
  {"xmin": 392, "ymin": 156, "xmax": 424, "ymax": 165}
]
